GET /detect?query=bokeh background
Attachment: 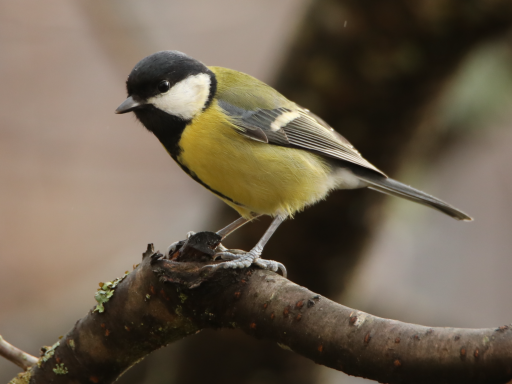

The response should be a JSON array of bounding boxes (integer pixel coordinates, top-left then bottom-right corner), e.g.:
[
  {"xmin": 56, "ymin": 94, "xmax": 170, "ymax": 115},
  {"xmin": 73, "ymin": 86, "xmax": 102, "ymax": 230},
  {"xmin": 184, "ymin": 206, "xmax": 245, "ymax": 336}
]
[{"xmin": 1, "ymin": 1, "xmax": 512, "ymax": 383}]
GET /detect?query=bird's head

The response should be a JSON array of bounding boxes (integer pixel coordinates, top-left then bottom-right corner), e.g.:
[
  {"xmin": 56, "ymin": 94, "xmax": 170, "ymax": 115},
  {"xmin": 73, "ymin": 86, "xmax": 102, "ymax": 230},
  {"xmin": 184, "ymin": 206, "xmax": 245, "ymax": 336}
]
[{"xmin": 115, "ymin": 51, "xmax": 217, "ymax": 125}]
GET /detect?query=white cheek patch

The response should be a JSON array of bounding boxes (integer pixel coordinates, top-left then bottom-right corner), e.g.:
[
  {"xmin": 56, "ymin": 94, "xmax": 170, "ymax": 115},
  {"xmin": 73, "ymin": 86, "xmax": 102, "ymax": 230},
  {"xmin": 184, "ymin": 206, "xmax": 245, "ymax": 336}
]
[
  {"xmin": 148, "ymin": 73, "xmax": 211, "ymax": 120},
  {"xmin": 270, "ymin": 111, "xmax": 300, "ymax": 131}
]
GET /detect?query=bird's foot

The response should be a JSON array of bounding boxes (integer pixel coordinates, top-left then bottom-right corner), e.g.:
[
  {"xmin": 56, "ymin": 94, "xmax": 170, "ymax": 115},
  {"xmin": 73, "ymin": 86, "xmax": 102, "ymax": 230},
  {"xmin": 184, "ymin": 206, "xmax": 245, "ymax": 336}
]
[
  {"xmin": 166, "ymin": 231, "xmax": 196, "ymax": 258},
  {"xmin": 208, "ymin": 246, "xmax": 287, "ymax": 277},
  {"xmin": 166, "ymin": 232, "xmax": 287, "ymax": 277}
]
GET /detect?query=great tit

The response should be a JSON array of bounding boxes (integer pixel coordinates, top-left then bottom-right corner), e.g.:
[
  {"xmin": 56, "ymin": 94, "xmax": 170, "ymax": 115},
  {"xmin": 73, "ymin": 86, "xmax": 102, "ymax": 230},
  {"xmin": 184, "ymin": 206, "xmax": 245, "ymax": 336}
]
[{"xmin": 116, "ymin": 50, "xmax": 472, "ymax": 277}]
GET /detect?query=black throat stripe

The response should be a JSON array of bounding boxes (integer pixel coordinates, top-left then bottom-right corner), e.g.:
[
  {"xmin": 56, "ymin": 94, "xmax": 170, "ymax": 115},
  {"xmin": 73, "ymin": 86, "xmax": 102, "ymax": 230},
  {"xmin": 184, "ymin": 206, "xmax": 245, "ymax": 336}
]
[
  {"xmin": 134, "ymin": 106, "xmax": 244, "ymax": 207},
  {"xmin": 135, "ymin": 105, "xmax": 186, "ymax": 160},
  {"xmin": 174, "ymin": 160, "xmax": 245, "ymax": 207}
]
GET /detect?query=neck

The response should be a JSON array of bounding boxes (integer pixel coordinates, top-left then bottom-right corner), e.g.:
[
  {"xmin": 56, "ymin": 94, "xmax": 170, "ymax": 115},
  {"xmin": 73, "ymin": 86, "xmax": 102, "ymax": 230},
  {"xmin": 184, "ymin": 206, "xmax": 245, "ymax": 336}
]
[{"xmin": 134, "ymin": 106, "xmax": 188, "ymax": 159}]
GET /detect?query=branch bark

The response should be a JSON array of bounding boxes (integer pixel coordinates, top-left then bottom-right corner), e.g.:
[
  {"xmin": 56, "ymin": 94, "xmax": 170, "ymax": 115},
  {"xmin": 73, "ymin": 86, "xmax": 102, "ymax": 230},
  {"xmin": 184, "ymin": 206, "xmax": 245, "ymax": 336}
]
[
  {"xmin": 0, "ymin": 335, "xmax": 38, "ymax": 371},
  {"xmin": 10, "ymin": 233, "xmax": 512, "ymax": 384}
]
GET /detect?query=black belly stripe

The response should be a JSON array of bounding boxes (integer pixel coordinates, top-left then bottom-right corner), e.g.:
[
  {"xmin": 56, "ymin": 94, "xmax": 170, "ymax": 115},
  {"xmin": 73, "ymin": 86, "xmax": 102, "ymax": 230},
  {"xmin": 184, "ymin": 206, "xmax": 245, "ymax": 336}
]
[
  {"xmin": 174, "ymin": 158, "xmax": 245, "ymax": 207},
  {"xmin": 133, "ymin": 106, "xmax": 245, "ymax": 208}
]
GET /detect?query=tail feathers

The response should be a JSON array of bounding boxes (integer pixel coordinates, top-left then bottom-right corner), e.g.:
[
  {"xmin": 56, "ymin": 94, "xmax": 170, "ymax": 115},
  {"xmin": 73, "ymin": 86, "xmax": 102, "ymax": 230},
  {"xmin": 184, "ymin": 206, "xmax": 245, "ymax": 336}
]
[{"xmin": 355, "ymin": 173, "xmax": 473, "ymax": 221}]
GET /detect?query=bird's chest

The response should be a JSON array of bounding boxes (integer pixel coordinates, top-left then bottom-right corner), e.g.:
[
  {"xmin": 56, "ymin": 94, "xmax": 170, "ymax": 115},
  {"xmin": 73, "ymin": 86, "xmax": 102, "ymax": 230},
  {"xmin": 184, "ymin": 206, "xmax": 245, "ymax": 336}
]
[{"xmin": 176, "ymin": 111, "xmax": 333, "ymax": 216}]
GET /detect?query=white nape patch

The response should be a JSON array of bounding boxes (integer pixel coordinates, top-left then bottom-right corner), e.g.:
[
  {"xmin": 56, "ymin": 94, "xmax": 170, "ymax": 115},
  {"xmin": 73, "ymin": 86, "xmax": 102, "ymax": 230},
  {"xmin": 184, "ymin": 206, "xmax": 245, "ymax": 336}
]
[
  {"xmin": 148, "ymin": 73, "xmax": 211, "ymax": 120},
  {"xmin": 270, "ymin": 111, "xmax": 300, "ymax": 131}
]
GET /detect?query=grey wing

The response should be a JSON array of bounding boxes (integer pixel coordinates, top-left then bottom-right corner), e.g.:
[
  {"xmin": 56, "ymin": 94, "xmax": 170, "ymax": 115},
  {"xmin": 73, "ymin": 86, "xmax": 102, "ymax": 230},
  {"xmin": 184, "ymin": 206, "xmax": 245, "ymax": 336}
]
[{"xmin": 218, "ymin": 100, "xmax": 385, "ymax": 176}]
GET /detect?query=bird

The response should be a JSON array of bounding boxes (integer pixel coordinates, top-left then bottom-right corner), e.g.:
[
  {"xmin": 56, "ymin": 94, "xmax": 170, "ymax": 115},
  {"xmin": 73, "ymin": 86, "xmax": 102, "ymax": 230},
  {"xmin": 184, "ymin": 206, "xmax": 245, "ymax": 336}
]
[{"xmin": 115, "ymin": 50, "xmax": 472, "ymax": 277}]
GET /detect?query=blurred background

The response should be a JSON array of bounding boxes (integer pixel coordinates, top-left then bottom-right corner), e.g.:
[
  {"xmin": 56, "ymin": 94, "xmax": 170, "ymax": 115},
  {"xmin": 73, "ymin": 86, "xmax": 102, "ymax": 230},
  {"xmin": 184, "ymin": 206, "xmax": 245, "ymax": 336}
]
[{"xmin": 1, "ymin": 1, "xmax": 512, "ymax": 383}]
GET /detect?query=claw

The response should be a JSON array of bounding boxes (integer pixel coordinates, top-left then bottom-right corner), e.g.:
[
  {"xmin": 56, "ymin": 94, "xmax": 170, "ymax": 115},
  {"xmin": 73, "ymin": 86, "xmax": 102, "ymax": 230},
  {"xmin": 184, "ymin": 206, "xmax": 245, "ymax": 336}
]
[
  {"xmin": 214, "ymin": 243, "xmax": 246, "ymax": 255},
  {"xmin": 215, "ymin": 243, "xmax": 228, "ymax": 253},
  {"xmin": 213, "ymin": 245, "xmax": 244, "ymax": 260},
  {"xmin": 206, "ymin": 247, "xmax": 287, "ymax": 278},
  {"xmin": 215, "ymin": 251, "xmax": 250, "ymax": 261},
  {"xmin": 254, "ymin": 259, "xmax": 287, "ymax": 277}
]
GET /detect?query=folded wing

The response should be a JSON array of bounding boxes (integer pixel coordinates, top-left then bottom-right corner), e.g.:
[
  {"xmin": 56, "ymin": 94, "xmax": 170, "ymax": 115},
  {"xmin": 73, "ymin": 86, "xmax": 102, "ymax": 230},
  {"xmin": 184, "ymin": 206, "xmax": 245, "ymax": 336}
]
[{"xmin": 218, "ymin": 100, "xmax": 385, "ymax": 176}]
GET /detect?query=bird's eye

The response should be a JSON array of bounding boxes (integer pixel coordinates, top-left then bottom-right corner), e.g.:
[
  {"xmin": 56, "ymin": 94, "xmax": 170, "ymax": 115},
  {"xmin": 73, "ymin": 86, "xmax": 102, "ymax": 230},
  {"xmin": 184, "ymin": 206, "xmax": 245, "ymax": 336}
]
[{"xmin": 158, "ymin": 80, "xmax": 170, "ymax": 93}]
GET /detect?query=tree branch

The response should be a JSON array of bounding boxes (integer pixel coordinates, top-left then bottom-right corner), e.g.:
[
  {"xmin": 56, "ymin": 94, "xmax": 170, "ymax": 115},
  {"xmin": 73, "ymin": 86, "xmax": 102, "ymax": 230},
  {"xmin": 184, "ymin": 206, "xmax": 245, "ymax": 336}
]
[
  {"xmin": 0, "ymin": 335, "xmax": 38, "ymax": 371},
  {"xmin": 9, "ymin": 233, "xmax": 512, "ymax": 384}
]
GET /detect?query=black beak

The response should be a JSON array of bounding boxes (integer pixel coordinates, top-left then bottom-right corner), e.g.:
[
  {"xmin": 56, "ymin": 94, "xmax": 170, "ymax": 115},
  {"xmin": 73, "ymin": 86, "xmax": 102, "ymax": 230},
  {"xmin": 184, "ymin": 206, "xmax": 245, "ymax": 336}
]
[{"xmin": 115, "ymin": 96, "xmax": 145, "ymax": 114}]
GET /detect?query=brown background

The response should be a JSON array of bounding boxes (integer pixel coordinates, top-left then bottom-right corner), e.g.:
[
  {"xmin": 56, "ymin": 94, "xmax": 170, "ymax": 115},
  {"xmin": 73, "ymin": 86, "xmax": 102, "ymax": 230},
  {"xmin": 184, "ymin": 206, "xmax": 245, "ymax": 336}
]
[{"xmin": 1, "ymin": 1, "xmax": 512, "ymax": 383}]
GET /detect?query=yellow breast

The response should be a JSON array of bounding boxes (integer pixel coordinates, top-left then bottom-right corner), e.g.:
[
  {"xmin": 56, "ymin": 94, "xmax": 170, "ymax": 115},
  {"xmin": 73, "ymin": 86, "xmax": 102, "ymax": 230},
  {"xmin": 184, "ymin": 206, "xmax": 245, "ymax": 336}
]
[{"xmin": 177, "ymin": 102, "xmax": 334, "ymax": 218}]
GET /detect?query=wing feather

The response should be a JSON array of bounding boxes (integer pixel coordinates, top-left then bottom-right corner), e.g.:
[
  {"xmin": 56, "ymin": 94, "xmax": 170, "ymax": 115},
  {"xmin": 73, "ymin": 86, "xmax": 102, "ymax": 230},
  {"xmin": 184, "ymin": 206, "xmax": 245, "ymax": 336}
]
[{"xmin": 218, "ymin": 99, "xmax": 384, "ymax": 175}]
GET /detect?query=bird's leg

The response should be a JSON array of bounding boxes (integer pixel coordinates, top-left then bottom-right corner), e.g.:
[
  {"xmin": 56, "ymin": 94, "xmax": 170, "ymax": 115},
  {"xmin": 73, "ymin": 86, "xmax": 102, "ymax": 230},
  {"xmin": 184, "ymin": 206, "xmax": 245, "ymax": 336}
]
[
  {"xmin": 214, "ymin": 214, "xmax": 261, "ymax": 254},
  {"xmin": 216, "ymin": 215, "xmax": 256, "ymax": 239},
  {"xmin": 210, "ymin": 215, "xmax": 287, "ymax": 277}
]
